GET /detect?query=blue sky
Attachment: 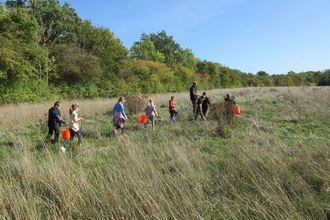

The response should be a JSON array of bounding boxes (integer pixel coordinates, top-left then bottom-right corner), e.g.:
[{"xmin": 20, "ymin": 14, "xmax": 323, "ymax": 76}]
[{"xmin": 60, "ymin": 0, "xmax": 329, "ymax": 75}]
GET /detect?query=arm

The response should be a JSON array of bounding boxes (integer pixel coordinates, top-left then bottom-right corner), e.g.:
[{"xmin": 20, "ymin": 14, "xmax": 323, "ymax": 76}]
[{"xmin": 73, "ymin": 113, "xmax": 83, "ymax": 122}]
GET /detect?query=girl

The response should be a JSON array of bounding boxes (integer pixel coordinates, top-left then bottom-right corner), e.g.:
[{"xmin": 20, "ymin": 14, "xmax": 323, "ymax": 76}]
[
  {"xmin": 143, "ymin": 99, "xmax": 158, "ymax": 129},
  {"xmin": 61, "ymin": 103, "xmax": 83, "ymax": 152},
  {"xmin": 113, "ymin": 96, "xmax": 128, "ymax": 135}
]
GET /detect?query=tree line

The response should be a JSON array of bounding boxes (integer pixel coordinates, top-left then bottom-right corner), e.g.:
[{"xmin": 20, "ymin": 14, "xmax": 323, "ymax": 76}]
[{"xmin": 1, "ymin": 0, "xmax": 329, "ymax": 104}]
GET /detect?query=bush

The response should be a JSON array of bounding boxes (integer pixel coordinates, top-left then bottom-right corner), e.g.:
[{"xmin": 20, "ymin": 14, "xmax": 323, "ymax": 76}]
[{"xmin": 210, "ymin": 101, "xmax": 236, "ymax": 138}]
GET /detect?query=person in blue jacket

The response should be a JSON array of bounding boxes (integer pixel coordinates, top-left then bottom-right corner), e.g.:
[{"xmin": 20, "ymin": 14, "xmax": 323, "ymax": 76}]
[
  {"xmin": 112, "ymin": 96, "xmax": 128, "ymax": 135},
  {"xmin": 45, "ymin": 101, "xmax": 66, "ymax": 144}
]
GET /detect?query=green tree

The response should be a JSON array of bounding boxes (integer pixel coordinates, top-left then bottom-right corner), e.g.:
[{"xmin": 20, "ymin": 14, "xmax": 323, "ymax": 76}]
[
  {"xmin": 131, "ymin": 30, "xmax": 196, "ymax": 69},
  {"xmin": 0, "ymin": 7, "xmax": 49, "ymax": 103},
  {"xmin": 130, "ymin": 39, "xmax": 165, "ymax": 63}
]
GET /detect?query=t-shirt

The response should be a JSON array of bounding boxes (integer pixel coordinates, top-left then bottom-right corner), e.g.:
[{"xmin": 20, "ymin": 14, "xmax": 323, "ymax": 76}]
[
  {"xmin": 190, "ymin": 86, "xmax": 197, "ymax": 101},
  {"xmin": 70, "ymin": 111, "xmax": 79, "ymax": 132},
  {"xmin": 197, "ymin": 98, "xmax": 203, "ymax": 110}
]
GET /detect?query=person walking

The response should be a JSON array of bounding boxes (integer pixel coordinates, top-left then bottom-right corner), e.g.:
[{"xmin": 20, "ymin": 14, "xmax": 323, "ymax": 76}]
[
  {"xmin": 143, "ymin": 99, "xmax": 158, "ymax": 129},
  {"xmin": 190, "ymin": 81, "xmax": 200, "ymax": 113},
  {"xmin": 169, "ymin": 96, "xmax": 178, "ymax": 121},
  {"xmin": 61, "ymin": 103, "xmax": 83, "ymax": 153},
  {"xmin": 202, "ymin": 92, "xmax": 211, "ymax": 116},
  {"xmin": 45, "ymin": 101, "xmax": 66, "ymax": 145},
  {"xmin": 113, "ymin": 96, "xmax": 128, "ymax": 135},
  {"xmin": 195, "ymin": 96, "xmax": 207, "ymax": 120}
]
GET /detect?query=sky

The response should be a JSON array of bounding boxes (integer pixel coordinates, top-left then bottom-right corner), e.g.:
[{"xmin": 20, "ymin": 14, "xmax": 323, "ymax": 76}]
[{"xmin": 59, "ymin": 0, "xmax": 330, "ymax": 75}]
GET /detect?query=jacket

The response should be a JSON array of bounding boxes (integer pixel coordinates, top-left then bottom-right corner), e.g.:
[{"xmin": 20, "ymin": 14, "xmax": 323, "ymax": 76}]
[{"xmin": 48, "ymin": 107, "xmax": 66, "ymax": 128}]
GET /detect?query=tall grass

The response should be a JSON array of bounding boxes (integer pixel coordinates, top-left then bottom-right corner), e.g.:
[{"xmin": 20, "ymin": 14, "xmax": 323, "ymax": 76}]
[{"xmin": 1, "ymin": 87, "xmax": 330, "ymax": 219}]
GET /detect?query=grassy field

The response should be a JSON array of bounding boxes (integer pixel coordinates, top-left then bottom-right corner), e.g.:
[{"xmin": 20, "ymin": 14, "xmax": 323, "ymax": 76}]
[{"xmin": 1, "ymin": 87, "xmax": 330, "ymax": 219}]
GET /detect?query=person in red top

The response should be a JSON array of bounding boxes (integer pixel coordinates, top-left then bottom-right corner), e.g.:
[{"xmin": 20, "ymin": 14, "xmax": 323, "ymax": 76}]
[{"xmin": 169, "ymin": 96, "xmax": 178, "ymax": 121}]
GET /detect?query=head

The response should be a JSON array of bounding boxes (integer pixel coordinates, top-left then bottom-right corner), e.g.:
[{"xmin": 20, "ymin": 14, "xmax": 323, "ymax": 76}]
[
  {"xmin": 54, "ymin": 101, "xmax": 61, "ymax": 109},
  {"xmin": 203, "ymin": 92, "xmax": 206, "ymax": 96},
  {"xmin": 200, "ymin": 96, "xmax": 205, "ymax": 101},
  {"xmin": 226, "ymin": 94, "xmax": 231, "ymax": 98},
  {"xmin": 170, "ymin": 96, "xmax": 174, "ymax": 101},
  {"xmin": 148, "ymin": 99, "xmax": 154, "ymax": 105},
  {"xmin": 193, "ymin": 81, "xmax": 198, "ymax": 87},
  {"xmin": 69, "ymin": 103, "xmax": 79, "ymax": 114},
  {"xmin": 118, "ymin": 96, "xmax": 125, "ymax": 103}
]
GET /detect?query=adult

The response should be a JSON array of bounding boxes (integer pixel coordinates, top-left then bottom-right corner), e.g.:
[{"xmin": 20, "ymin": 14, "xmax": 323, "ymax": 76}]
[
  {"xmin": 190, "ymin": 81, "xmax": 200, "ymax": 113},
  {"xmin": 45, "ymin": 101, "xmax": 66, "ymax": 145},
  {"xmin": 202, "ymin": 92, "xmax": 211, "ymax": 116},
  {"xmin": 113, "ymin": 96, "xmax": 128, "ymax": 135}
]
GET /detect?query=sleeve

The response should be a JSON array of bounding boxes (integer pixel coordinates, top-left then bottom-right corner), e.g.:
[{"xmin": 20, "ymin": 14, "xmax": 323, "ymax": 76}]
[
  {"xmin": 121, "ymin": 104, "xmax": 128, "ymax": 119},
  {"xmin": 54, "ymin": 110, "xmax": 66, "ymax": 124}
]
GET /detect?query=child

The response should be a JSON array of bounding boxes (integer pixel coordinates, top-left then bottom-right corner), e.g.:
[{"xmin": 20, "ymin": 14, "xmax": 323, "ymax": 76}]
[
  {"xmin": 61, "ymin": 103, "xmax": 83, "ymax": 152},
  {"xmin": 143, "ymin": 99, "xmax": 158, "ymax": 129},
  {"xmin": 45, "ymin": 101, "xmax": 66, "ymax": 145},
  {"xmin": 169, "ymin": 96, "xmax": 178, "ymax": 121},
  {"xmin": 195, "ymin": 96, "xmax": 207, "ymax": 121}
]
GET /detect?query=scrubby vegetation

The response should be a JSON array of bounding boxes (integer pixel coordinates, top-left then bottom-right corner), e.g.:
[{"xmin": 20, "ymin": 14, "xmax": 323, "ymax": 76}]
[{"xmin": 1, "ymin": 87, "xmax": 330, "ymax": 219}]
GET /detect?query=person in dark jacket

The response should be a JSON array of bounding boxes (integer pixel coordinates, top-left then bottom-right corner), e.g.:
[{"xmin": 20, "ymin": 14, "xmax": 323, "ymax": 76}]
[
  {"xmin": 195, "ymin": 96, "xmax": 207, "ymax": 120},
  {"xmin": 202, "ymin": 92, "xmax": 211, "ymax": 116},
  {"xmin": 45, "ymin": 101, "xmax": 66, "ymax": 144},
  {"xmin": 224, "ymin": 94, "xmax": 236, "ymax": 105}
]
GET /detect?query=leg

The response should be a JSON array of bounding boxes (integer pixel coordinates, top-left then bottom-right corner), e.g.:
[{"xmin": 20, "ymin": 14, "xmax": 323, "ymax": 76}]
[
  {"xmin": 54, "ymin": 127, "xmax": 60, "ymax": 143},
  {"xmin": 149, "ymin": 115, "xmax": 155, "ymax": 128},
  {"xmin": 63, "ymin": 129, "xmax": 76, "ymax": 148},
  {"xmin": 76, "ymin": 129, "xmax": 82, "ymax": 146},
  {"xmin": 192, "ymin": 100, "xmax": 197, "ymax": 113},
  {"xmin": 45, "ymin": 127, "xmax": 54, "ymax": 144}
]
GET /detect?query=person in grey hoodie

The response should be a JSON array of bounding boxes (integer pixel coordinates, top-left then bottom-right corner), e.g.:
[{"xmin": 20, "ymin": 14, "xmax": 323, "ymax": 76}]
[{"xmin": 45, "ymin": 101, "xmax": 66, "ymax": 144}]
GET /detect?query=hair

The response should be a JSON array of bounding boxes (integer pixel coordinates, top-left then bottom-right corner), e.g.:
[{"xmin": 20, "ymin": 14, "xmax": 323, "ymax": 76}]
[
  {"xmin": 203, "ymin": 92, "xmax": 206, "ymax": 95},
  {"xmin": 118, "ymin": 96, "xmax": 125, "ymax": 103},
  {"xmin": 54, "ymin": 101, "xmax": 61, "ymax": 107},
  {"xmin": 69, "ymin": 103, "xmax": 79, "ymax": 115},
  {"xmin": 193, "ymin": 81, "xmax": 198, "ymax": 85},
  {"xmin": 148, "ymin": 99, "xmax": 154, "ymax": 105},
  {"xmin": 171, "ymin": 96, "xmax": 174, "ymax": 100},
  {"xmin": 226, "ymin": 94, "xmax": 231, "ymax": 98}
]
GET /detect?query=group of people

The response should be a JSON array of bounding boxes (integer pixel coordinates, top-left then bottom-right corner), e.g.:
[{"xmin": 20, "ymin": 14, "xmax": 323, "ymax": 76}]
[
  {"xmin": 190, "ymin": 81, "xmax": 211, "ymax": 120},
  {"xmin": 45, "ymin": 82, "xmax": 236, "ymax": 152},
  {"xmin": 45, "ymin": 101, "xmax": 83, "ymax": 153}
]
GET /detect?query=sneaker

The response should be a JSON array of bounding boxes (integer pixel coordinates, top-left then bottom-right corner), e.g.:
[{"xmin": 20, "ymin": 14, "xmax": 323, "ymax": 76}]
[
  {"xmin": 144, "ymin": 123, "xmax": 148, "ymax": 128},
  {"xmin": 113, "ymin": 129, "xmax": 118, "ymax": 135},
  {"xmin": 60, "ymin": 146, "xmax": 66, "ymax": 153}
]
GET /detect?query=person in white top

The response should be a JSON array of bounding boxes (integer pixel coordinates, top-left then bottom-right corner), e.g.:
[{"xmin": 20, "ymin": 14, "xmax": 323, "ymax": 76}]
[{"xmin": 61, "ymin": 103, "xmax": 84, "ymax": 152}]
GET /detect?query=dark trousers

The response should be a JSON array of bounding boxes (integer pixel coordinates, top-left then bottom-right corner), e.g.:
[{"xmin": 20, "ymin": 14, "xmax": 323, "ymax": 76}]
[
  {"xmin": 191, "ymin": 100, "xmax": 197, "ymax": 113},
  {"xmin": 64, "ymin": 129, "xmax": 82, "ymax": 148},
  {"xmin": 169, "ymin": 110, "xmax": 178, "ymax": 118},
  {"xmin": 45, "ymin": 127, "xmax": 60, "ymax": 143}
]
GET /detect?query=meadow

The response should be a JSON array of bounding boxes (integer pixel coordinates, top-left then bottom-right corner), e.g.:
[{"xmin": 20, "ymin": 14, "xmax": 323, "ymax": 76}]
[{"xmin": 0, "ymin": 87, "xmax": 330, "ymax": 219}]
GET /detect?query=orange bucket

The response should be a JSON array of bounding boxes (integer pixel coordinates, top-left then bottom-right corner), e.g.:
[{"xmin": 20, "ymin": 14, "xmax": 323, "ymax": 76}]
[
  {"xmin": 138, "ymin": 114, "xmax": 148, "ymax": 123},
  {"xmin": 60, "ymin": 129, "xmax": 71, "ymax": 139},
  {"xmin": 233, "ymin": 107, "xmax": 241, "ymax": 115}
]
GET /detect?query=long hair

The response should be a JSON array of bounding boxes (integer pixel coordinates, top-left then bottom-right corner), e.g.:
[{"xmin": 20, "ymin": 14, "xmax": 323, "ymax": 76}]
[
  {"xmin": 148, "ymin": 99, "xmax": 154, "ymax": 106},
  {"xmin": 69, "ymin": 103, "xmax": 79, "ymax": 114},
  {"xmin": 118, "ymin": 96, "xmax": 125, "ymax": 103}
]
